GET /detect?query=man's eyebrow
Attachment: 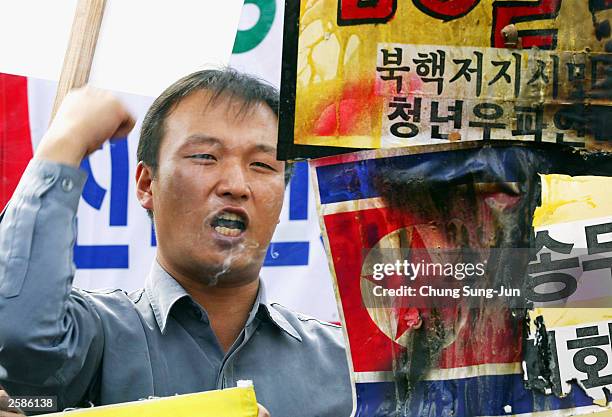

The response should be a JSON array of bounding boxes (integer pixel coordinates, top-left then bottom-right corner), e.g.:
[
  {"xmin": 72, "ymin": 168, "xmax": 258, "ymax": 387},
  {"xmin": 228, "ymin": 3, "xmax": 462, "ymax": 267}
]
[
  {"xmin": 252, "ymin": 144, "xmax": 277, "ymax": 155},
  {"xmin": 182, "ymin": 135, "xmax": 222, "ymax": 147},
  {"xmin": 180, "ymin": 136, "xmax": 277, "ymax": 155}
]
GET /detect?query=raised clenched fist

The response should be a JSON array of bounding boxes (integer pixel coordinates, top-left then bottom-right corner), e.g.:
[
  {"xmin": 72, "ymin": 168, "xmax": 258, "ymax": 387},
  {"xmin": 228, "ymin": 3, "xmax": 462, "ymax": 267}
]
[{"xmin": 35, "ymin": 86, "xmax": 136, "ymax": 167}]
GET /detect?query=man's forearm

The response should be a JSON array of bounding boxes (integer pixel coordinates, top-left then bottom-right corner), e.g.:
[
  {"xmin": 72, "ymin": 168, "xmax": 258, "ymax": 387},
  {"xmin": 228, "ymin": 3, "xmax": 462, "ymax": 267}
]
[
  {"xmin": 0, "ymin": 87, "xmax": 134, "ymax": 394},
  {"xmin": 0, "ymin": 159, "xmax": 100, "ymax": 391}
]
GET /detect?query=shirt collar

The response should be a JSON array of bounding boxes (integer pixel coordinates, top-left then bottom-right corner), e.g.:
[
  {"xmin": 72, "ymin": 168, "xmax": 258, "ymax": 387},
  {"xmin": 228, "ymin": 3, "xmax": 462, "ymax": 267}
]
[
  {"xmin": 253, "ymin": 280, "xmax": 302, "ymax": 342},
  {"xmin": 144, "ymin": 260, "xmax": 301, "ymax": 342},
  {"xmin": 144, "ymin": 260, "xmax": 190, "ymax": 333}
]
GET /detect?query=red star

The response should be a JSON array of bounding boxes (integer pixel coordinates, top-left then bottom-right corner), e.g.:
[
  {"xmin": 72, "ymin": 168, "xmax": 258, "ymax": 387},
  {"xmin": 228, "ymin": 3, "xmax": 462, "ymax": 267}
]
[{"xmin": 394, "ymin": 305, "xmax": 421, "ymax": 339}]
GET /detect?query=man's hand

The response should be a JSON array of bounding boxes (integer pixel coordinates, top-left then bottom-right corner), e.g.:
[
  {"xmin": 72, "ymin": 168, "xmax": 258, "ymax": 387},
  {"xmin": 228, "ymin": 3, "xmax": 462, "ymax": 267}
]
[
  {"xmin": 257, "ymin": 404, "xmax": 270, "ymax": 417},
  {"xmin": 35, "ymin": 86, "xmax": 135, "ymax": 167},
  {"xmin": 0, "ymin": 390, "xmax": 24, "ymax": 416}
]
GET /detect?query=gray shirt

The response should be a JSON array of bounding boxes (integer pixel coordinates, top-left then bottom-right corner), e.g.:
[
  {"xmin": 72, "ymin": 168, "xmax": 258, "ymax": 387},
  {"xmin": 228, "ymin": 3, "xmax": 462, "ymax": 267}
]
[{"xmin": 0, "ymin": 159, "xmax": 353, "ymax": 416}]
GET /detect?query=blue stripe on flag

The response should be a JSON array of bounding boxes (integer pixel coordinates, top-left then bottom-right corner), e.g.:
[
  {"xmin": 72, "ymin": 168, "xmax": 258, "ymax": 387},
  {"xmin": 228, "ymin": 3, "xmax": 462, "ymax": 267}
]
[
  {"xmin": 354, "ymin": 374, "xmax": 596, "ymax": 416},
  {"xmin": 316, "ymin": 147, "xmax": 538, "ymax": 205}
]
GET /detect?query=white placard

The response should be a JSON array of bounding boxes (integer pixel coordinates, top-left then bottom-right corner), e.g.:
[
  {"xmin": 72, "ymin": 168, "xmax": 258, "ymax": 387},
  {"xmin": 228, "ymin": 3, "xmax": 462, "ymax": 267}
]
[
  {"xmin": 0, "ymin": 0, "xmax": 77, "ymax": 80},
  {"xmin": 89, "ymin": 0, "xmax": 244, "ymax": 97},
  {"xmin": 0, "ymin": 0, "xmax": 244, "ymax": 97}
]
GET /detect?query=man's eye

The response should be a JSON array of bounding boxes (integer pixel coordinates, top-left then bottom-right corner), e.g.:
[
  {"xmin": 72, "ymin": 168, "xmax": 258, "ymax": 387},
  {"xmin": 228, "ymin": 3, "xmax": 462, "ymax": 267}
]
[
  {"xmin": 252, "ymin": 162, "xmax": 275, "ymax": 171},
  {"xmin": 190, "ymin": 154, "xmax": 216, "ymax": 161}
]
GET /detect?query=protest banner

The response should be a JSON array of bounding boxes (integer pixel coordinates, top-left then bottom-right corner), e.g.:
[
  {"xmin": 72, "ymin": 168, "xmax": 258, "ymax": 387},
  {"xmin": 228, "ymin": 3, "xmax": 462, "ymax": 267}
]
[
  {"xmin": 279, "ymin": 0, "xmax": 612, "ymax": 159},
  {"xmin": 311, "ymin": 142, "xmax": 612, "ymax": 415},
  {"xmin": 40, "ymin": 384, "xmax": 258, "ymax": 416}
]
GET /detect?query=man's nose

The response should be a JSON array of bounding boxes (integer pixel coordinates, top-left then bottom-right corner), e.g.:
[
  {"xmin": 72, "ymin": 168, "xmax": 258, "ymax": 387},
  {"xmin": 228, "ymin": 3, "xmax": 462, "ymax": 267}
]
[{"xmin": 216, "ymin": 163, "xmax": 250, "ymax": 200}]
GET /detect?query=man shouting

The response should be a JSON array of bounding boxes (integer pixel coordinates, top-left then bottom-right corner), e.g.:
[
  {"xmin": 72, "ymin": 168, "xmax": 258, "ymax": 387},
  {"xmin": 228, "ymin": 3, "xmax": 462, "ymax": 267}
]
[{"xmin": 0, "ymin": 69, "xmax": 352, "ymax": 416}]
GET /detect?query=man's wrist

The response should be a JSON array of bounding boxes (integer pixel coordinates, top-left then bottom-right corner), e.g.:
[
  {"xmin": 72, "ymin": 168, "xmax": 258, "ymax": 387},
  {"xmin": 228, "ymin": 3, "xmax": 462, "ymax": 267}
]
[{"xmin": 34, "ymin": 136, "xmax": 86, "ymax": 168}]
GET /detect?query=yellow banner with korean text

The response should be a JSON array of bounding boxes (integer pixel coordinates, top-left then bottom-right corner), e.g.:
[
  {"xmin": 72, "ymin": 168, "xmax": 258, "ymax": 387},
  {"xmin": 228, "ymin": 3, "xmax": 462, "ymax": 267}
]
[
  {"xmin": 527, "ymin": 174, "xmax": 612, "ymax": 406},
  {"xmin": 279, "ymin": 0, "xmax": 612, "ymax": 159}
]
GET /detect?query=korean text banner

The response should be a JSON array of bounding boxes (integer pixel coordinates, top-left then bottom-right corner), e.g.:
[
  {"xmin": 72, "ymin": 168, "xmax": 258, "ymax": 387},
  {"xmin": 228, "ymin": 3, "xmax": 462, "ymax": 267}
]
[
  {"xmin": 279, "ymin": 0, "xmax": 612, "ymax": 159},
  {"xmin": 523, "ymin": 174, "xmax": 612, "ymax": 407},
  {"xmin": 311, "ymin": 142, "xmax": 612, "ymax": 416}
]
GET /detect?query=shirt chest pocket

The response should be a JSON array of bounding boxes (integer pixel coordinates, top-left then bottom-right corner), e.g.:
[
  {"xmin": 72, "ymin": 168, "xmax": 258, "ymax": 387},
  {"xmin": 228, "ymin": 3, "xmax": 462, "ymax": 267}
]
[{"xmin": 0, "ymin": 197, "xmax": 40, "ymax": 298}]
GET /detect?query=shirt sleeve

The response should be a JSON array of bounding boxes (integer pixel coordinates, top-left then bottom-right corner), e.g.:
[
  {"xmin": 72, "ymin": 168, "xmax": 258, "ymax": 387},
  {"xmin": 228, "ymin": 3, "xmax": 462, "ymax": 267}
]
[{"xmin": 0, "ymin": 158, "xmax": 105, "ymax": 409}]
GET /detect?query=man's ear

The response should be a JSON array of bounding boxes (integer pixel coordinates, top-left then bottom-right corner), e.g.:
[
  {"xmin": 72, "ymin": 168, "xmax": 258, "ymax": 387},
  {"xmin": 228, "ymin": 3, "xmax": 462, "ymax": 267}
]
[{"xmin": 136, "ymin": 161, "xmax": 154, "ymax": 211}]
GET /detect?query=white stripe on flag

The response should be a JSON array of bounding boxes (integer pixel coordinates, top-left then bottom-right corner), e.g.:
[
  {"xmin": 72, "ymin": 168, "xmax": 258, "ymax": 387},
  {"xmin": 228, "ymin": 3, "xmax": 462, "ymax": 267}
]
[{"xmin": 354, "ymin": 362, "xmax": 523, "ymax": 384}]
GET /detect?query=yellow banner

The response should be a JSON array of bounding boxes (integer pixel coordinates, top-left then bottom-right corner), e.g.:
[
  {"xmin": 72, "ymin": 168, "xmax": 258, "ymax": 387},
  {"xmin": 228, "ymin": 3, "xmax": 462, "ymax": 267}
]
[
  {"xmin": 291, "ymin": 0, "xmax": 612, "ymax": 150},
  {"xmin": 43, "ymin": 386, "xmax": 258, "ymax": 417},
  {"xmin": 529, "ymin": 174, "xmax": 612, "ymax": 406}
]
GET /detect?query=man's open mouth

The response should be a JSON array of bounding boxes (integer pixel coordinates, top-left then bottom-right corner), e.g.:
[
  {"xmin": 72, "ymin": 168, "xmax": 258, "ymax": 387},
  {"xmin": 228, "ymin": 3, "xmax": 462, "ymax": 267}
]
[{"xmin": 211, "ymin": 211, "xmax": 248, "ymax": 238}]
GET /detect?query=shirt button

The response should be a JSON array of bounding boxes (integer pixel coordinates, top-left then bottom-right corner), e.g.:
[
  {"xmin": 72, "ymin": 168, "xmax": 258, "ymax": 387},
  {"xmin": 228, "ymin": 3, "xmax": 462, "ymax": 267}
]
[{"xmin": 61, "ymin": 177, "xmax": 74, "ymax": 192}]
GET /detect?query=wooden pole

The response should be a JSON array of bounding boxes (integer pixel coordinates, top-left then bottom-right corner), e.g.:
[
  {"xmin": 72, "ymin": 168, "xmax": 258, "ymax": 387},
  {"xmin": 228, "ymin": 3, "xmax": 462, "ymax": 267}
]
[{"xmin": 50, "ymin": 0, "xmax": 106, "ymax": 121}]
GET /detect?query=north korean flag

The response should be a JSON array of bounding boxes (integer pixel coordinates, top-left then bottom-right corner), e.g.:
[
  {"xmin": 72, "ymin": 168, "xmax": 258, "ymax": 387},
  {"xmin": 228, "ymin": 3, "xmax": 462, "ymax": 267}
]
[{"xmin": 311, "ymin": 144, "xmax": 602, "ymax": 416}]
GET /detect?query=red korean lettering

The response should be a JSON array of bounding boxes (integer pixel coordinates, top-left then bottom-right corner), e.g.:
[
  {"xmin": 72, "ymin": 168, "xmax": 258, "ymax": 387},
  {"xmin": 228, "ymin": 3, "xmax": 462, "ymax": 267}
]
[
  {"xmin": 412, "ymin": 0, "xmax": 480, "ymax": 21},
  {"xmin": 337, "ymin": 0, "xmax": 397, "ymax": 25},
  {"xmin": 492, "ymin": 0, "xmax": 562, "ymax": 49}
]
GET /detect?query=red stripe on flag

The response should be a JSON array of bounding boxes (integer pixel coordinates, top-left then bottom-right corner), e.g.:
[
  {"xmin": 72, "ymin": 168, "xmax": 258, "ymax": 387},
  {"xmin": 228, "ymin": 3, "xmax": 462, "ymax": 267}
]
[{"xmin": 0, "ymin": 73, "xmax": 33, "ymax": 210}]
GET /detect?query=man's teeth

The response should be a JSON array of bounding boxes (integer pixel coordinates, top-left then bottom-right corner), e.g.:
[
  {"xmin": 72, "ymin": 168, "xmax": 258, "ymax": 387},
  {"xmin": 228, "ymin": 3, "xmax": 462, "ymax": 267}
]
[
  {"xmin": 215, "ymin": 226, "xmax": 242, "ymax": 237},
  {"xmin": 218, "ymin": 212, "xmax": 244, "ymax": 222},
  {"xmin": 212, "ymin": 212, "xmax": 246, "ymax": 236}
]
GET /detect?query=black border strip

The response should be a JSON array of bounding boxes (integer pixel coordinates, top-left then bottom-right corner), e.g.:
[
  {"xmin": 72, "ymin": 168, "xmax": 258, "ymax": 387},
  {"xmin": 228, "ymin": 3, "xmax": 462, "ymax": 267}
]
[
  {"xmin": 277, "ymin": 0, "xmax": 301, "ymax": 161},
  {"xmin": 278, "ymin": 0, "xmax": 360, "ymax": 161}
]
